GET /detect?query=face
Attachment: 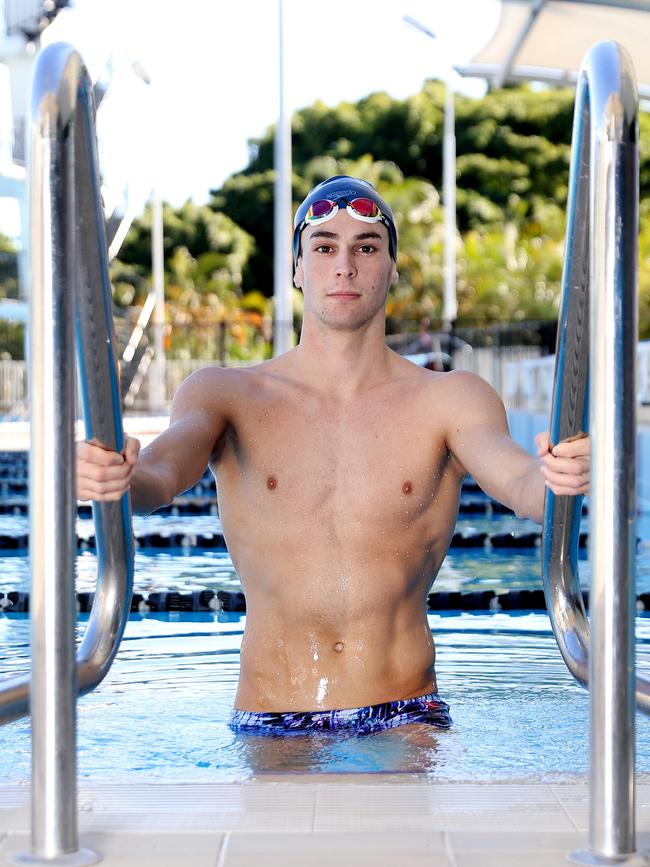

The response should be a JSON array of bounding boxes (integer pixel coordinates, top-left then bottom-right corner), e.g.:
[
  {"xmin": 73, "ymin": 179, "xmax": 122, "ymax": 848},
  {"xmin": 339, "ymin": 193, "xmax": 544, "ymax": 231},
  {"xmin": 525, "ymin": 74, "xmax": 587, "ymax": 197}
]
[{"xmin": 294, "ymin": 210, "xmax": 397, "ymax": 333}]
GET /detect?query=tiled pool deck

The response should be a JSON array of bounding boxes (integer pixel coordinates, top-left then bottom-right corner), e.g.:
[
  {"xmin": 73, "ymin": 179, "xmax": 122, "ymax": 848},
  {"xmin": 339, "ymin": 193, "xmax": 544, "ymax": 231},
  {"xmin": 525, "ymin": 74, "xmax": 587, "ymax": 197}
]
[{"xmin": 2, "ymin": 777, "xmax": 650, "ymax": 866}]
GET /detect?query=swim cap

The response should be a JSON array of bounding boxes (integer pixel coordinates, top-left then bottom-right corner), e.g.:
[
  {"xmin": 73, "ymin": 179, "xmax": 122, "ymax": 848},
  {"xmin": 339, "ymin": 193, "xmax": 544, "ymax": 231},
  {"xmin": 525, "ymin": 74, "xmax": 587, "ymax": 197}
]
[{"xmin": 293, "ymin": 175, "xmax": 398, "ymax": 267}]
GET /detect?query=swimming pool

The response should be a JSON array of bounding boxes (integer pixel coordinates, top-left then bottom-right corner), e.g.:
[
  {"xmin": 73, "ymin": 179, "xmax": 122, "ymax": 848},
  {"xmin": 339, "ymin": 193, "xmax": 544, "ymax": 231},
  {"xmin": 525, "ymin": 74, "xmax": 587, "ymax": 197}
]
[
  {"xmin": 2, "ymin": 605, "xmax": 650, "ymax": 784},
  {"xmin": 3, "ymin": 519, "xmax": 650, "ymax": 601},
  {"xmin": 2, "ymin": 446, "xmax": 650, "ymax": 785}
]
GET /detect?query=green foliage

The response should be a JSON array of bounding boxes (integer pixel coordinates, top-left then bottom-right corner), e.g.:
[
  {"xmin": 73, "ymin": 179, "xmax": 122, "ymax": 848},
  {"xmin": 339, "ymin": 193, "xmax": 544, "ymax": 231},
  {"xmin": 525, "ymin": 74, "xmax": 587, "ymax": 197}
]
[
  {"xmin": 457, "ymin": 224, "xmax": 564, "ymax": 325},
  {"xmin": 638, "ymin": 214, "xmax": 650, "ymax": 340},
  {"xmin": 112, "ymin": 202, "xmax": 263, "ymax": 360},
  {"xmin": 204, "ymin": 81, "xmax": 582, "ymax": 307},
  {"xmin": 0, "ymin": 319, "xmax": 24, "ymax": 359},
  {"xmin": 117, "ymin": 80, "xmax": 650, "ymax": 355},
  {"xmin": 0, "ymin": 231, "xmax": 19, "ymax": 300}
]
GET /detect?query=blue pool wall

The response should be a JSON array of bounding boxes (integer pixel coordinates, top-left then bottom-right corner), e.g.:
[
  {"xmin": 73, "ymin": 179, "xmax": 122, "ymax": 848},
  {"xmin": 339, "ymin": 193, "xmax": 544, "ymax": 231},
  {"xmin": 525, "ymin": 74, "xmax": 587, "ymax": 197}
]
[{"xmin": 507, "ymin": 409, "xmax": 650, "ymax": 510}]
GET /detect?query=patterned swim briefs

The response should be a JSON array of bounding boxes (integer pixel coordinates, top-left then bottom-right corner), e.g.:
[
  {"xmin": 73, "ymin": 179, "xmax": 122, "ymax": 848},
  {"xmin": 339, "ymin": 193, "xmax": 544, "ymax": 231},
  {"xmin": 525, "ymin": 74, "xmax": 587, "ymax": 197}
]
[{"xmin": 228, "ymin": 691, "xmax": 452, "ymax": 736}]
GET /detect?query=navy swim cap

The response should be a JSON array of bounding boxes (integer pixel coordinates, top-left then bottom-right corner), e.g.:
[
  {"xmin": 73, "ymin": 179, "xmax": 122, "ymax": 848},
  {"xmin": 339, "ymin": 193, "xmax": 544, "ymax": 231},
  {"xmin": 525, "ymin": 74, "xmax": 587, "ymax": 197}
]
[{"xmin": 293, "ymin": 175, "xmax": 398, "ymax": 267}]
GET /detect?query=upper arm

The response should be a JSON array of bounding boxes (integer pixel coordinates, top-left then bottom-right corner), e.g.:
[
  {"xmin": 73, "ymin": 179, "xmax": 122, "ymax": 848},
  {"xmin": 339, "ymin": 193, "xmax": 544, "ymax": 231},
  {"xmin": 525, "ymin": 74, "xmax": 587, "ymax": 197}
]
[
  {"xmin": 137, "ymin": 367, "xmax": 231, "ymax": 499},
  {"xmin": 443, "ymin": 371, "xmax": 538, "ymax": 511}
]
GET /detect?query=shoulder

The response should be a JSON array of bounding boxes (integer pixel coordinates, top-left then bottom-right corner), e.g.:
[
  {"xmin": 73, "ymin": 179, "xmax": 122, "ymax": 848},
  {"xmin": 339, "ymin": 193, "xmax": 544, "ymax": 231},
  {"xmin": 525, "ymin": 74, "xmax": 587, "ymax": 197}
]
[
  {"xmin": 420, "ymin": 369, "xmax": 507, "ymax": 422},
  {"xmin": 437, "ymin": 370, "xmax": 502, "ymax": 401},
  {"xmin": 170, "ymin": 364, "xmax": 270, "ymax": 418}
]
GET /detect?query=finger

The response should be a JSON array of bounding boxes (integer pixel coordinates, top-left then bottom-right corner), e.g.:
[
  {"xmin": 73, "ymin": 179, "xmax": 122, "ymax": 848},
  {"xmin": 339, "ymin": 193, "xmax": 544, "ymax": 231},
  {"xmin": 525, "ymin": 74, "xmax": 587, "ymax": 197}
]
[
  {"xmin": 540, "ymin": 454, "xmax": 590, "ymax": 475},
  {"xmin": 77, "ymin": 460, "xmax": 132, "ymax": 484},
  {"xmin": 546, "ymin": 479, "xmax": 590, "ymax": 497},
  {"xmin": 543, "ymin": 468, "xmax": 589, "ymax": 491},
  {"xmin": 552, "ymin": 437, "xmax": 590, "ymax": 458},
  {"xmin": 535, "ymin": 431, "xmax": 551, "ymax": 456},
  {"xmin": 78, "ymin": 487, "xmax": 127, "ymax": 503},
  {"xmin": 123, "ymin": 436, "xmax": 141, "ymax": 465},
  {"xmin": 77, "ymin": 476, "xmax": 131, "ymax": 498},
  {"xmin": 78, "ymin": 471, "xmax": 132, "ymax": 493},
  {"xmin": 77, "ymin": 440, "xmax": 125, "ymax": 467}
]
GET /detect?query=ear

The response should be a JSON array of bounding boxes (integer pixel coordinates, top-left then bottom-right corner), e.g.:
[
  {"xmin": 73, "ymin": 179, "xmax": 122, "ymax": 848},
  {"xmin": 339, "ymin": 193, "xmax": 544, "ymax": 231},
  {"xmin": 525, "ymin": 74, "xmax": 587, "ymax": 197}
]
[
  {"xmin": 294, "ymin": 258, "xmax": 304, "ymax": 289},
  {"xmin": 391, "ymin": 270, "xmax": 399, "ymax": 284}
]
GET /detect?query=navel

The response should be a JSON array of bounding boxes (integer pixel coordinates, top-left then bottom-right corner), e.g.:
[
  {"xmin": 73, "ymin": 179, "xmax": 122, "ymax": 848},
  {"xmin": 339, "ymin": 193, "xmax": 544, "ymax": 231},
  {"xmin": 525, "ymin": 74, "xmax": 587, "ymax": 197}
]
[
  {"xmin": 267, "ymin": 475, "xmax": 277, "ymax": 490},
  {"xmin": 402, "ymin": 480, "xmax": 413, "ymax": 495},
  {"xmin": 333, "ymin": 641, "xmax": 345, "ymax": 653}
]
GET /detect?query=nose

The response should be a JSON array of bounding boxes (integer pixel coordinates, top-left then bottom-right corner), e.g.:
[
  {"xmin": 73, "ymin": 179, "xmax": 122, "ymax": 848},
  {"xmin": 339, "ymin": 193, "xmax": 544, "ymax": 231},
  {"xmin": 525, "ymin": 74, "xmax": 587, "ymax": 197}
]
[{"xmin": 335, "ymin": 248, "xmax": 357, "ymax": 279}]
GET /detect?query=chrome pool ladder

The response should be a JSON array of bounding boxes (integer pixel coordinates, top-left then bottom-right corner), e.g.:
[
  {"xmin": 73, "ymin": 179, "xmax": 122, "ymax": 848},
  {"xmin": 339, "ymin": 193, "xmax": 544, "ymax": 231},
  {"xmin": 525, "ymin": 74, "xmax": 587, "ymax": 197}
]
[
  {"xmin": 0, "ymin": 42, "xmax": 134, "ymax": 864},
  {"xmin": 543, "ymin": 40, "xmax": 649, "ymax": 866}
]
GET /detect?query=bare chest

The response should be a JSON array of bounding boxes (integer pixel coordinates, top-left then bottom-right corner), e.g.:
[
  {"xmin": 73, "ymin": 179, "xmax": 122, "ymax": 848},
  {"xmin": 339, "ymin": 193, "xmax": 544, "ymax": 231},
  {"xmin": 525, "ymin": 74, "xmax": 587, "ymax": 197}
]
[{"xmin": 217, "ymin": 389, "xmax": 455, "ymax": 528}]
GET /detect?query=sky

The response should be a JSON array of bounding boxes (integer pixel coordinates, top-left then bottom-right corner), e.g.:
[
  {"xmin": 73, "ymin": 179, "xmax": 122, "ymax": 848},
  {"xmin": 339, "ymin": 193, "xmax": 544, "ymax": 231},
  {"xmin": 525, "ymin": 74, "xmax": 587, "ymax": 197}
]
[{"xmin": 40, "ymin": 0, "xmax": 502, "ymax": 212}]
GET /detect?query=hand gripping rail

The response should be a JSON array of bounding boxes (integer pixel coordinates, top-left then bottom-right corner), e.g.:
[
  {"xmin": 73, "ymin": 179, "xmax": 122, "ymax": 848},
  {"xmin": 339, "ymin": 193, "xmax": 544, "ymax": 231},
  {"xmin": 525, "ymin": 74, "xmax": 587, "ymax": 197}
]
[
  {"xmin": 0, "ymin": 43, "xmax": 134, "ymax": 863},
  {"xmin": 542, "ymin": 41, "xmax": 648, "ymax": 865}
]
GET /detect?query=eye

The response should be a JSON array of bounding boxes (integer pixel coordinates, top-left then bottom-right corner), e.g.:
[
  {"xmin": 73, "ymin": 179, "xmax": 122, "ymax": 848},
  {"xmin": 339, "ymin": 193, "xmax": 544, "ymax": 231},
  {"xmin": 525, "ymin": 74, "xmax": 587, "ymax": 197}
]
[
  {"xmin": 357, "ymin": 244, "xmax": 376, "ymax": 254},
  {"xmin": 314, "ymin": 244, "xmax": 333, "ymax": 253}
]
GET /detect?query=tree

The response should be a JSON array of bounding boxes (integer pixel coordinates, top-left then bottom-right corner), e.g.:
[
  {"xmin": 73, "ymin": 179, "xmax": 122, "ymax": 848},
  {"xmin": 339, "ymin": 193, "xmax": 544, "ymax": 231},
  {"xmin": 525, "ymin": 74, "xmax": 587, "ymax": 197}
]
[{"xmin": 118, "ymin": 81, "xmax": 650, "ymax": 347}]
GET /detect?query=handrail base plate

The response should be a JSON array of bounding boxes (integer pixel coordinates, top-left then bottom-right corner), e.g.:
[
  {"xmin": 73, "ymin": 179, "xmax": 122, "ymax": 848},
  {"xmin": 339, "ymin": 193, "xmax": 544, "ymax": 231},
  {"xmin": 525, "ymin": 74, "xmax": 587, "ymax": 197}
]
[
  {"xmin": 8, "ymin": 847, "xmax": 102, "ymax": 865},
  {"xmin": 568, "ymin": 848, "xmax": 649, "ymax": 865}
]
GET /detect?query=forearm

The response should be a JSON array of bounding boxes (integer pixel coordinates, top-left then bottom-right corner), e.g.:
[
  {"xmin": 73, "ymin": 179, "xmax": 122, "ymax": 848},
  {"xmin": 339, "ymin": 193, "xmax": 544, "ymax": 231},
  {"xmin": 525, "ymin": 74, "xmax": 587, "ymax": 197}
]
[
  {"xmin": 510, "ymin": 459, "xmax": 546, "ymax": 524},
  {"xmin": 129, "ymin": 461, "xmax": 175, "ymax": 515}
]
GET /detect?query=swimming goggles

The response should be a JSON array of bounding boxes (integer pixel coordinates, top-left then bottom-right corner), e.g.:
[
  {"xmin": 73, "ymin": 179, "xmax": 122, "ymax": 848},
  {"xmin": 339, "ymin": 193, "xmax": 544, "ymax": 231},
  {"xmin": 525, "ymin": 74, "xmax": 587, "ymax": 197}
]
[{"xmin": 299, "ymin": 197, "xmax": 389, "ymax": 230}]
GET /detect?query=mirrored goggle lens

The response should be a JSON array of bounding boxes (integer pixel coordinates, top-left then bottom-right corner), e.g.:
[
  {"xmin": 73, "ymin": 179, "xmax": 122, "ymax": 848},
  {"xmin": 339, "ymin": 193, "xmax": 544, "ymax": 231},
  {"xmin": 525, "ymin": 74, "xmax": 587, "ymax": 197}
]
[
  {"xmin": 348, "ymin": 198, "xmax": 381, "ymax": 219},
  {"xmin": 305, "ymin": 200, "xmax": 337, "ymax": 222}
]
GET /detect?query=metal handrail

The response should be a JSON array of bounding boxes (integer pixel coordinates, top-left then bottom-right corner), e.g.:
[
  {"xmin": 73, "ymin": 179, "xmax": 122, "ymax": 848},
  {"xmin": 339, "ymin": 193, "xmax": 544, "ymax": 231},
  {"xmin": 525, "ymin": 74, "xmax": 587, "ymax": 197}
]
[
  {"xmin": 542, "ymin": 41, "xmax": 648, "ymax": 865},
  {"xmin": 0, "ymin": 42, "xmax": 134, "ymax": 864}
]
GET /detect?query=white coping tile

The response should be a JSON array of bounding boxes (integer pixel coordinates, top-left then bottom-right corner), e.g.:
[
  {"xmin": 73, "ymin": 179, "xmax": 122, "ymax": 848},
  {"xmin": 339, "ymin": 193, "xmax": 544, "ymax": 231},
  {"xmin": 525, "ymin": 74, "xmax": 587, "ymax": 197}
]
[
  {"xmin": 313, "ymin": 783, "xmax": 576, "ymax": 832},
  {"xmin": 0, "ymin": 809, "xmax": 28, "ymax": 835},
  {"xmin": 77, "ymin": 782, "xmax": 319, "ymax": 812},
  {"xmin": 75, "ymin": 810, "xmax": 314, "ymax": 833},
  {"xmin": 0, "ymin": 831, "xmax": 226, "ymax": 867},
  {"xmin": 449, "ymin": 830, "xmax": 586, "ymax": 851},
  {"xmin": 223, "ymin": 854, "xmax": 450, "ymax": 867},
  {"xmin": 75, "ymin": 782, "xmax": 318, "ymax": 831},
  {"xmin": 6, "ymin": 781, "xmax": 650, "ymax": 845},
  {"xmin": 0, "ymin": 791, "xmax": 28, "ymax": 809},
  {"xmin": 454, "ymin": 853, "xmax": 586, "ymax": 867},
  {"xmin": 551, "ymin": 783, "xmax": 650, "ymax": 833},
  {"xmin": 222, "ymin": 831, "xmax": 450, "ymax": 867}
]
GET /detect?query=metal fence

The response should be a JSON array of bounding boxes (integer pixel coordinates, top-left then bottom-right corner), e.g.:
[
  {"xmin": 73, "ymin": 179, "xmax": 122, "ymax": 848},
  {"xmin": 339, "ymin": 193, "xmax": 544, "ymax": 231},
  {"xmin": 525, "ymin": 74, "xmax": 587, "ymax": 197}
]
[
  {"xmin": 0, "ymin": 358, "xmax": 255, "ymax": 417},
  {"xmin": 0, "ymin": 358, "xmax": 26, "ymax": 415},
  {"xmin": 3, "ymin": 341, "xmax": 649, "ymax": 418},
  {"xmin": 505, "ymin": 342, "xmax": 650, "ymax": 412}
]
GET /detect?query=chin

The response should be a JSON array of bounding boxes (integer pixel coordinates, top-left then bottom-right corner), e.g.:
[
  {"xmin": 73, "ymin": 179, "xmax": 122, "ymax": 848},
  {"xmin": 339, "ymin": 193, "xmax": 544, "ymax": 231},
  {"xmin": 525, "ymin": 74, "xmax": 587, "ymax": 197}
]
[{"xmin": 320, "ymin": 314, "xmax": 374, "ymax": 332}]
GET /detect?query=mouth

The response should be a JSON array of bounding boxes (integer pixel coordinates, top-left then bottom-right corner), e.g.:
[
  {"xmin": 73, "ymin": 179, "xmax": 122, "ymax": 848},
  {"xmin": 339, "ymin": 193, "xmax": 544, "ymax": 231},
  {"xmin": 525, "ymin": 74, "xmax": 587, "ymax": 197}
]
[{"xmin": 327, "ymin": 292, "xmax": 361, "ymax": 298}]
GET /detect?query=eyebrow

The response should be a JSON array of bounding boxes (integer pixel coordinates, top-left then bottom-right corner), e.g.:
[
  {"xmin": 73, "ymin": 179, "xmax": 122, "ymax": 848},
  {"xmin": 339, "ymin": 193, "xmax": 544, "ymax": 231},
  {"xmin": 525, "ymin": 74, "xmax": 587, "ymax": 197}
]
[{"xmin": 308, "ymin": 230, "xmax": 385, "ymax": 242}]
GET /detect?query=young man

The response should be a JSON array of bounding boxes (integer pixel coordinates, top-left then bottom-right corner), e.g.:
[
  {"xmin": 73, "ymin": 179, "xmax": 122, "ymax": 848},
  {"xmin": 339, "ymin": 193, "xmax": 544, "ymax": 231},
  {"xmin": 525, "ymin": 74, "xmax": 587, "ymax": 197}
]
[{"xmin": 77, "ymin": 176, "xmax": 589, "ymax": 737}]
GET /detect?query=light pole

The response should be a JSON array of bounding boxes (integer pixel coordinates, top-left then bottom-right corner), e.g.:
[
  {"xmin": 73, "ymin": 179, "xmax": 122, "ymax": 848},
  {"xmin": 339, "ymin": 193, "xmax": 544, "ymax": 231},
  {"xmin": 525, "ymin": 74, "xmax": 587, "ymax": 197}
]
[
  {"xmin": 132, "ymin": 61, "xmax": 166, "ymax": 412},
  {"xmin": 403, "ymin": 15, "xmax": 457, "ymax": 331},
  {"xmin": 273, "ymin": 0, "xmax": 293, "ymax": 356}
]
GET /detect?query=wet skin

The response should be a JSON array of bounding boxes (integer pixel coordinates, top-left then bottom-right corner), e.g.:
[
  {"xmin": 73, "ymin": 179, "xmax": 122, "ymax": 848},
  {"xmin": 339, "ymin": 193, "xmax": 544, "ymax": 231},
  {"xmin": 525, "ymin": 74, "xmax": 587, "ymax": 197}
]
[
  {"xmin": 213, "ymin": 357, "xmax": 464, "ymax": 711},
  {"xmin": 77, "ymin": 211, "xmax": 590, "ymax": 714}
]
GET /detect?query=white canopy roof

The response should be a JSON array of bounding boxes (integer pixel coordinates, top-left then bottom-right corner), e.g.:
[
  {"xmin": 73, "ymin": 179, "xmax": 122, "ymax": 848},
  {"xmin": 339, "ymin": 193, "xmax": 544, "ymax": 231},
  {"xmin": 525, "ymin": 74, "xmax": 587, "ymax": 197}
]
[{"xmin": 457, "ymin": 0, "xmax": 650, "ymax": 98}]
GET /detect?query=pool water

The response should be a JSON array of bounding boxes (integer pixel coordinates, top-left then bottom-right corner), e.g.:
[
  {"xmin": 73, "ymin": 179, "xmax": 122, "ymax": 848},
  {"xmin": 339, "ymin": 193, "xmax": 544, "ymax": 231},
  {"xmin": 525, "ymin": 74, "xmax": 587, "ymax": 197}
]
[
  {"xmin": 2, "ymin": 495, "xmax": 650, "ymax": 784},
  {"xmin": 1, "ymin": 510, "xmax": 650, "ymax": 598},
  {"xmin": 2, "ymin": 610, "xmax": 650, "ymax": 783}
]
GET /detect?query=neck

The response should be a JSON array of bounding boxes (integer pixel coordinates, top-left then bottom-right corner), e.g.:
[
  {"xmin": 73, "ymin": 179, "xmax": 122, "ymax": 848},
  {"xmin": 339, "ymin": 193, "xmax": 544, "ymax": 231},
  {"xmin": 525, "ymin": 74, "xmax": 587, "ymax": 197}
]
[{"xmin": 293, "ymin": 315, "xmax": 391, "ymax": 399}]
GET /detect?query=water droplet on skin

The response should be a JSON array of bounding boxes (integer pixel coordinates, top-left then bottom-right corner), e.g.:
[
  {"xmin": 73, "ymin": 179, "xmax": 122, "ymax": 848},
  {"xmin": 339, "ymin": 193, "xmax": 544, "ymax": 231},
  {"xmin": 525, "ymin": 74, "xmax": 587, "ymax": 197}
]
[{"xmin": 316, "ymin": 677, "xmax": 329, "ymax": 704}]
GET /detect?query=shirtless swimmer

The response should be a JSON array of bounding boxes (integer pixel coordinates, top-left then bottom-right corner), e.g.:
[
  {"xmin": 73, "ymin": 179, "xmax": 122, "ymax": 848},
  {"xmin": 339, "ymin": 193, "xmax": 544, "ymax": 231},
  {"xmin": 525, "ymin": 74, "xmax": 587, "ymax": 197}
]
[{"xmin": 76, "ymin": 176, "xmax": 590, "ymax": 737}]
